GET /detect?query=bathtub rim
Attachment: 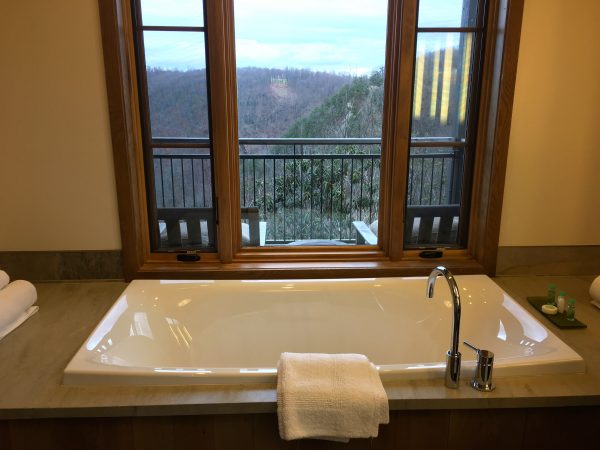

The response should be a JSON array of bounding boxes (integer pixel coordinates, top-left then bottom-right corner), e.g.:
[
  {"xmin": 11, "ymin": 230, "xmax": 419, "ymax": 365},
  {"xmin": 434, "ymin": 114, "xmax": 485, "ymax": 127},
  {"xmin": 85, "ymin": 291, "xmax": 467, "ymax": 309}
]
[{"xmin": 62, "ymin": 275, "xmax": 585, "ymax": 387}]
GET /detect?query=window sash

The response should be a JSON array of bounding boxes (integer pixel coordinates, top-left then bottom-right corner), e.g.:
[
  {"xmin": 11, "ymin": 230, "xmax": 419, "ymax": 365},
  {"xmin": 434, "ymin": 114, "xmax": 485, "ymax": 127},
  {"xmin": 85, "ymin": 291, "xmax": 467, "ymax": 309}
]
[
  {"xmin": 407, "ymin": 0, "xmax": 489, "ymax": 248},
  {"xmin": 97, "ymin": 0, "xmax": 525, "ymax": 279}
]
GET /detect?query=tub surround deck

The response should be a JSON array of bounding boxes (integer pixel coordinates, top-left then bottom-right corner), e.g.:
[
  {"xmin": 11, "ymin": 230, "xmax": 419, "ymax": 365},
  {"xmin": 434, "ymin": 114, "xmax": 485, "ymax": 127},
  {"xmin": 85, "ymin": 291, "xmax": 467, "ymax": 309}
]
[{"xmin": 0, "ymin": 276, "xmax": 599, "ymax": 419}]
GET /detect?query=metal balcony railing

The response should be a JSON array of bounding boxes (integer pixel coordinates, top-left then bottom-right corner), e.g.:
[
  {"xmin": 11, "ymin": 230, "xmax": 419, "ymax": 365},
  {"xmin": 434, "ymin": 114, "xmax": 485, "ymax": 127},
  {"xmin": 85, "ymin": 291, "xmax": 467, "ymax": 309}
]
[{"xmin": 152, "ymin": 138, "xmax": 463, "ymax": 244}]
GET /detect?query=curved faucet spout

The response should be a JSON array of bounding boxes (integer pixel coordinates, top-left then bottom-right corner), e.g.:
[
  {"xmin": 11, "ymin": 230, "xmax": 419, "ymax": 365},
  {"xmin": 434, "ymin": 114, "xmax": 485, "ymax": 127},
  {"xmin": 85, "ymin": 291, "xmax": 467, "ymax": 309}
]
[{"xmin": 426, "ymin": 265, "xmax": 462, "ymax": 388}]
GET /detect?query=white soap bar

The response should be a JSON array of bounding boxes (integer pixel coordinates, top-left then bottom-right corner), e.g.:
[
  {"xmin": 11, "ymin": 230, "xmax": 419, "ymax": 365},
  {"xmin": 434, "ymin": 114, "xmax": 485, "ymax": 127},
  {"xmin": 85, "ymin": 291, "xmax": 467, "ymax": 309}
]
[{"xmin": 542, "ymin": 304, "xmax": 558, "ymax": 315}]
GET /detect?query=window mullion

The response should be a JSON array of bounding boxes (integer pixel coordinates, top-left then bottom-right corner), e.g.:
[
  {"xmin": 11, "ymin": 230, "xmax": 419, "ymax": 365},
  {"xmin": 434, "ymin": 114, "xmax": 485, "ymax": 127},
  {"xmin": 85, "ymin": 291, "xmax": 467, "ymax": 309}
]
[
  {"xmin": 130, "ymin": 0, "xmax": 162, "ymax": 252},
  {"xmin": 379, "ymin": 0, "xmax": 418, "ymax": 260},
  {"xmin": 204, "ymin": 0, "xmax": 241, "ymax": 263}
]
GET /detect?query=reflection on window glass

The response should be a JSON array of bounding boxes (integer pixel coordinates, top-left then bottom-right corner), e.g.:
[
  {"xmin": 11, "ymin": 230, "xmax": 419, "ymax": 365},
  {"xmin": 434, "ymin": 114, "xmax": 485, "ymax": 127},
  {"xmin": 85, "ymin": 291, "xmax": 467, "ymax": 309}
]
[
  {"xmin": 144, "ymin": 31, "xmax": 209, "ymax": 138},
  {"xmin": 411, "ymin": 33, "xmax": 474, "ymax": 141},
  {"xmin": 234, "ymin": 0, "xmax": 388, "ymax": 247},
  {"xmin": 407, "ymin": 147, "xmax": 463, "ymax": 207},
  {"xmin": 418, "ymin": 0, "xmax": 478, "ymax": 28},
  {"xmin": 141, "ymin": 0, "xmax": 204, "ymax": 27},
  {"xmin": 405, "ymin": 147, "xmax": 463, "ymax": 248},
  {"xmin": 406, "ymin": 0, "xmax": 482, "ymax": 249}
]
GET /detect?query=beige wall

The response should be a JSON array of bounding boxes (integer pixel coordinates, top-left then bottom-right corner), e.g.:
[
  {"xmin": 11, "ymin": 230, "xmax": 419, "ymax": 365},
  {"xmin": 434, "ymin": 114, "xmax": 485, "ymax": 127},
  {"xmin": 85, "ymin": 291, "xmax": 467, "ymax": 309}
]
[
  {"xmin": 0, "ymin": 0, "xmax": 121, "ymax": 251},
  {"xmin": 499, "ymin": 0, "xmax": 600, "ymax": 246},
  {"xmin": 0, "ymin": 0, "xmax": 598, "ymax": 251}
]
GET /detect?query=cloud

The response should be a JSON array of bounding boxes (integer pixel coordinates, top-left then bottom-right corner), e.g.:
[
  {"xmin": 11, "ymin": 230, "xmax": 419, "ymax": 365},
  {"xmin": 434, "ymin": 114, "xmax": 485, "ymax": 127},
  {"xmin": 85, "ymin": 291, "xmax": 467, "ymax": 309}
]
[
  {"xmin": 234, "ymin": 0, "xmax": 387, "ymax": 21},
  {"xmin": 235, "ymin": 37, "xmax": 385, "ymax": 74},
  {"xmin": 418, "ymin": 0, "xmax": 468, "ymax": 27},
  {"xmin": 141, "ymin": 0, "xmax": 204, "ymax": 26},
  {"xmin": 140, "ymin": 0, "xmax": 465, "ymax": 73},
  {"xmin": 144, "ymin": 31, "xmax": 206, "ymax": 70},
  {"xmin": 233, "ymin": 0, "xmax": 387, "ymax": 73}
]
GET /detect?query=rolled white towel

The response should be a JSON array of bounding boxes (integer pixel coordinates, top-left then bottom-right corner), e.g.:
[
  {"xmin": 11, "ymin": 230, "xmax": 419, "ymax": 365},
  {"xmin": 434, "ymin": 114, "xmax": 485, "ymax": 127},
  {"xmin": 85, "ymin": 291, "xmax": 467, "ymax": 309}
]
[
  {"xmin": 0, "ymin": 270, "xmax": 9, "ymax": 290},
  {"xmin": 0, "ymin": 280, "xmax": 38, "ymax": 334},
  {"xmin": 277, "ymin": 352, "xmax": 389, "ymax": 441},
  {"xmin": 590, "ymin": 276, "xmax": 600, "ymax": 309}
]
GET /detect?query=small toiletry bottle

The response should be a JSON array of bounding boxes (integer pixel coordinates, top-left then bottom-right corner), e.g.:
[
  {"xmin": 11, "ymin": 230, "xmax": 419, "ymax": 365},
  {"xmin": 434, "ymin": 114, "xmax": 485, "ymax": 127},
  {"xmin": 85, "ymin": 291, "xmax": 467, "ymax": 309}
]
[
  {"xmin": 566, "ymin": 298, "xmax": 576, "ymax": 321},
  {"xmin": 557, "ymin": 291, "xmax": 566, "ymax": 313},
  {"xmin": 547, "ymin": 284, "xmax": 556, "ymax": 306}
]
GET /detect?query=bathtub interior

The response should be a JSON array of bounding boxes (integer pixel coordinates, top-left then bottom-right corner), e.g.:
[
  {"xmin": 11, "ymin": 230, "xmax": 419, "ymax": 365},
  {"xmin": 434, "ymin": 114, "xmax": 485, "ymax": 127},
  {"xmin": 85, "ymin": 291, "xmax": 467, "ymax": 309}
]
[{"xmin": 64, "ymin": 276, "xmax": 584, "ymax": 385}]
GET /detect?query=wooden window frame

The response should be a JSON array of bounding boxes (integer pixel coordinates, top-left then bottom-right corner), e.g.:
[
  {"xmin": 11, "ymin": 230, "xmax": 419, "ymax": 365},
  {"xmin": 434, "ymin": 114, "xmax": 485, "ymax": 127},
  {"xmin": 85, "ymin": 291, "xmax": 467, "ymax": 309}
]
[{"xmin": 98, "ymin": 0, "xmax": 524, "ymax": 280}]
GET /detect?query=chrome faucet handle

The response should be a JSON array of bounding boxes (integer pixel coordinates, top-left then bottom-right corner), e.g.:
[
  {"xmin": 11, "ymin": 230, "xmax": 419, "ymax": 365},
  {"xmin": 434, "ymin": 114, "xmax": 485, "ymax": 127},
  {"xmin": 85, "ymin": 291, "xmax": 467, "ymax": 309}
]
[{"xmin": 463, "ymin": 341, "xmax": 495, "ymax": 392}]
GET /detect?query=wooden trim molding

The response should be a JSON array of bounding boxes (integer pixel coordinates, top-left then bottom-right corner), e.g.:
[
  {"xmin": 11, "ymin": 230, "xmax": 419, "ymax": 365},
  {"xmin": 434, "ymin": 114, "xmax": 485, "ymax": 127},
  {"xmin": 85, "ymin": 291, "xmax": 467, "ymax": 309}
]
[
  {"xmin": 469, "ymin": 0, "xmax": 525, "ymax": 275},
  {"xmin": 98, "ymin": 0, "xmax": 148, "ymax": 280},
  {"xmin": 2, "ymin": 407, "xmax": 600, "ymax": 449},
  {"xmin": 205, "ymin": 0, "xmax": 239, "ymax": 263},
  {"xmin": 97, "ymin": 0, "xmax": 524, "ymax": 280},
  {"xmin": 379, "ymin": 0, "xmax": 417, "ymax": 260}
]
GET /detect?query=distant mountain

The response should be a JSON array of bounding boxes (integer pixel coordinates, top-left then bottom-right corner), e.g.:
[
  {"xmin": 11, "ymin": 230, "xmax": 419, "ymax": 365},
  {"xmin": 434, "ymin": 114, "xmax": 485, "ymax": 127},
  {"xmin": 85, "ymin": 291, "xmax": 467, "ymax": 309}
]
[
  {"xmin": 146, "ymin": 68, "xmax": 210, "ymax": 138},
  {"xmin": 146, "ymin": 67, "xmax": 353, "ymax": 139},
  {"xmin": 236, "ymin": 67, "xmax": 353, "ymax": 138},
  {"xmin": 146, "ymin": 46, "xmax": 466, "ymax": 148}
]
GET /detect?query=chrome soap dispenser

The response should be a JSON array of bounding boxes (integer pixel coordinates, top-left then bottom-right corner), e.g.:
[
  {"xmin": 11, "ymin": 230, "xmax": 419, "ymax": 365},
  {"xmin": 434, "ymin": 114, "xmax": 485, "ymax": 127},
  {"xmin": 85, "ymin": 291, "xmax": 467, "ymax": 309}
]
[{"xmin": 464, "ymin": 341, "xmax": 495, "ymax": 392}]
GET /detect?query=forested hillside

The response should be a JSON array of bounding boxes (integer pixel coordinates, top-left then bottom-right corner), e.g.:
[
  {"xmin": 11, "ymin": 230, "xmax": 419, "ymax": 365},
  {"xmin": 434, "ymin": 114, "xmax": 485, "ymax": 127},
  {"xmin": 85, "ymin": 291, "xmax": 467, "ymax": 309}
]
[
  {"xmin": 285, "ymin": 69, "xmax": 384, "ymax": 140},
  {"xmin": 236, "ymin": 68, "xmax": 353, "ymax": 137},
  {"xmin": 149, "ymin": 53, "xmax": 466, "ymax": 240},
  {"xmin": 147, "ymin": 68, "xmax": 210, "ymax": 138},
  {"xmin": 146, "ymin": 67, "xmax": 353, "ymax": 139},
  {"xmin": 147, "ymin": 47, "xmax": 465, "ymax": 145}
]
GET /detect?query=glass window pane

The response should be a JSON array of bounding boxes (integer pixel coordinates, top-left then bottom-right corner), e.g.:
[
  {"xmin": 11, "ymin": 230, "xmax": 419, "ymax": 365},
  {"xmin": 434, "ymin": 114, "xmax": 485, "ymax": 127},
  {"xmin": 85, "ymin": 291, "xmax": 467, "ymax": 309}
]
[
  {"xmin": 418, "ymin": 0, "xmax": 479, "ymax": 28},
  {"xmin": 239, "ymin": 146, "xmax": 381, "ymax": 246},
  {"xmin": 411, "ymin": 32, "xmax": 474, "ymax": 141},
  {"xmin": 153, "ymin": 148, "xmax": 215, "ymax": 250},
  {"xmin": 141, "ymin": 0, "xmax": 204, "ymax": 27},
  {"xmin": 404, "ymin": 147, "xmax": 464, "ymax": 248},
  {"xmin": 234, "ymin": 0, "xmax": 388, "ymax": 247},
  {"xmin": 143, "ymin": 31, "xmax": 209, "ymax": 138}
]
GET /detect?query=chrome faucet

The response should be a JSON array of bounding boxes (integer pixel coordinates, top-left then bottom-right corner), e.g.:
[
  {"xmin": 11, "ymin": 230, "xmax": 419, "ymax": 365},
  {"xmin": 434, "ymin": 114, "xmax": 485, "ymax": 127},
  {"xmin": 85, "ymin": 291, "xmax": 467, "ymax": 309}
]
[{"xmin": 426, "ymin": 266, "xmax": 461, "ymax": 388}]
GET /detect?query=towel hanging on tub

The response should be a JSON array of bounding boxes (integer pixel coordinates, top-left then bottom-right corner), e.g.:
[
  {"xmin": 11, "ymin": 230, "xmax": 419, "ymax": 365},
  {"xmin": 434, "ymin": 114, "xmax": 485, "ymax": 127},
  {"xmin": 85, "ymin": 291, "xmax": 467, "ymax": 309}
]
[{"xmin": 277, "ymin": 352, "xmax": 389, "ymax": 442}]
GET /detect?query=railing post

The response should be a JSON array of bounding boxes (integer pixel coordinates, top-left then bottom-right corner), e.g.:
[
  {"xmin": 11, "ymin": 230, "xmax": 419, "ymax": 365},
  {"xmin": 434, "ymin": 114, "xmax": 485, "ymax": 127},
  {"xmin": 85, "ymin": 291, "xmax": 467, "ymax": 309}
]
[{"xmin": 449, "ymin": 149, "xmax": 464, "ymax": 204}]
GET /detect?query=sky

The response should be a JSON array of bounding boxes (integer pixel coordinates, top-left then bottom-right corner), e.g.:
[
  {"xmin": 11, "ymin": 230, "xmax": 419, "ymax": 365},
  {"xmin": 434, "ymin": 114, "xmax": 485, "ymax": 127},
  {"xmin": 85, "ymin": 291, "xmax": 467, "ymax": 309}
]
[{"xmin": 141, "ymin": 0, "xmax": 470, "ymax": 74}]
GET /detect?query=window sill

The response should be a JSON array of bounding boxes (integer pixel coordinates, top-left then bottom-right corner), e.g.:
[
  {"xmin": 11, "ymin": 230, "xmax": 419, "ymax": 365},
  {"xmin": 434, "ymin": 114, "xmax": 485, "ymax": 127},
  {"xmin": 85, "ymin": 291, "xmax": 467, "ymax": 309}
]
[{"xmin": 133, "ymin": 254, "xmax": 485, "ymax": 280}]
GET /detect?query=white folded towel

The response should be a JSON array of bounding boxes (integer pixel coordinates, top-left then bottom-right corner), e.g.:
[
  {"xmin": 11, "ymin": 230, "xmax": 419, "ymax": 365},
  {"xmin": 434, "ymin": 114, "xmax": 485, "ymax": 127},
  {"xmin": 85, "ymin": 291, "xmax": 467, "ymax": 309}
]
[
  {"xmin": 277, "ymin": 352, "xmax": 389, "ymax": 441},
  {"xmin": 590, "ymin": 276, "xmax": 600, "ymax": 309},
  {"xmin": 0, "ymin": 280, "xmax": 38, "ymax": 339},
  {"xmin": 0, "ymin": 270, "xmax": 9, "ymax": 290}
]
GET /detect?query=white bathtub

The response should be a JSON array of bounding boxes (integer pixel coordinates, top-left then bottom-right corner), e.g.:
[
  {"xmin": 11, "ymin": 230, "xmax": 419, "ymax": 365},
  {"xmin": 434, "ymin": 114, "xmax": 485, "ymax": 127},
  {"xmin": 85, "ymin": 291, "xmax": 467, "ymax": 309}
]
[{"xmin": 63, "ymin": 275, "xmax": 584, "ymax": 385}]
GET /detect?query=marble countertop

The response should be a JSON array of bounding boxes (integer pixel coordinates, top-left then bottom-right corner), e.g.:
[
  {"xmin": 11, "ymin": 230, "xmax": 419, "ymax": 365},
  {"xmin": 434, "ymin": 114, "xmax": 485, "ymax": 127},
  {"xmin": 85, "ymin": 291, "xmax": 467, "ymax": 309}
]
[{"xmin": 0, "ymin": 276, "xmax": 599, "ymax": 420}]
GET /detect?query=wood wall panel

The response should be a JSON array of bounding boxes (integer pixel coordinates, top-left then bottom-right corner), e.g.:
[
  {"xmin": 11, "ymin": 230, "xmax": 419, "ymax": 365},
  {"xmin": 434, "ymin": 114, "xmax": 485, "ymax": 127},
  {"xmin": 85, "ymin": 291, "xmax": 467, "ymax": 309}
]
[
  {"xmin": 397, "ymin": 410, "xmax": 450, "ymax": 450},
  {"xmin": 370, "ymin": 410, "xmax": 397, "ymax": 450},
  {"xmin": 448, "ymin": 409, "xmax": 526, "ymax": 450},
  {"xmin": 521, "ymin": 406, "xmax": 600, "ymax": 449},
  {"xmin": 213, "ymin": 413, "xmax": 254, "ymax": 450},
  {"xmin": 252, "ymin": 414, "xmax": 295, "ymax": 450},
  {"xmin": 0, "ymin": 420, "xmax": 10, "ymax": 449},
  {"xmin": 2, "ymin": 407, "xmax": 599, "ymax": 450},
  {"xmin": 172, "ymin": 415, "xmax": 215, "ymax": 450},
  {"xmin": 132, "ymin": 416, "xmax": 177, "ymax": 450}
]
